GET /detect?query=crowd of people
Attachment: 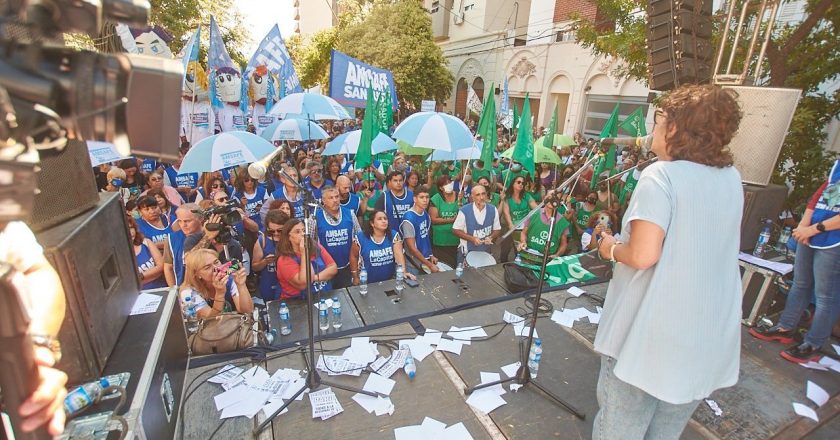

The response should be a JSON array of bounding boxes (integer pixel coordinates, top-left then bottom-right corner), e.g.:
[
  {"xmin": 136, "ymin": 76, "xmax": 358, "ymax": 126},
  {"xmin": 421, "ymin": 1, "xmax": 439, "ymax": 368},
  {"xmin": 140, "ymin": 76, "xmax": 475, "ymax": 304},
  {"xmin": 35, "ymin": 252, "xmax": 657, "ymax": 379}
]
[{"xmin": 94, "ymin": 116, "xmax": 653, "ymax": 310}]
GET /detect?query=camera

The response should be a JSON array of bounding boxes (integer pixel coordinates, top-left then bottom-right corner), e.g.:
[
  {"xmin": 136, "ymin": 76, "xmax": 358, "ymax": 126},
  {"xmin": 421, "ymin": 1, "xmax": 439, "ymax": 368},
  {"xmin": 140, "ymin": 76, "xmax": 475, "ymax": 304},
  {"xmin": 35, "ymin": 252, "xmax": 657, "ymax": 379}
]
[{"xmin": 194, "ymin": 200, "xmax": 243, "ymax": 244}]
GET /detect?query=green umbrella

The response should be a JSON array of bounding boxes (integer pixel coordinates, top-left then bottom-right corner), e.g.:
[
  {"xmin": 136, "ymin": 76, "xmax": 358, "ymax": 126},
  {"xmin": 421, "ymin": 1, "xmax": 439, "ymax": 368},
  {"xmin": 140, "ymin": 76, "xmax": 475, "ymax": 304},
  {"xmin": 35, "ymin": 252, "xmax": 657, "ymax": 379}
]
[
  {"xmin": 396, "ymin": 139, "xmax": 434, "ymax": 156},
  {"xmin": 534, "ymin": 134, "xmax": 576, "ymax": 148},
  {"xmin": 501, "ymin": 145, "xmax": 561, "ymax": 164}
]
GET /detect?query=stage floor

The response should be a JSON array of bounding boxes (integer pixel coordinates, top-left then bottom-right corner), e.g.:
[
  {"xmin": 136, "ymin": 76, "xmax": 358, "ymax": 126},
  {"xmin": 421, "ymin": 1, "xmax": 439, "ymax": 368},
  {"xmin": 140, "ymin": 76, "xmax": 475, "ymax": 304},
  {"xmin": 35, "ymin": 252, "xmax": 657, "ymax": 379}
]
[{"xmin": 181, "ymin": 267, "xmax": 840, "ymax": 439}]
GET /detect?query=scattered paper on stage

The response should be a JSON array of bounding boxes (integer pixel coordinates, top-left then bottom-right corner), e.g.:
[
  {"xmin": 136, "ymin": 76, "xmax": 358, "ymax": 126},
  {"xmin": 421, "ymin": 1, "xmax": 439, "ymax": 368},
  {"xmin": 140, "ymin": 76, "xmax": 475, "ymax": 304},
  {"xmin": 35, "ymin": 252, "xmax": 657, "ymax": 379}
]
[
  {"xmin": 394, "ymin": 418, "xmax": 473, "ymax": 440},
  {"xmin": 420, "ymin": 417, "xmax": 447, "ymax": 437},
  {"xmin": 242, "ymin": 366, "xmax": 270, "ymax": 388},
  {"xmin": 214, "ymin": 385, "xmax": 249, "ymax": 411},
  {"xmin": 281, "ymin": 378, "xmax": 308, "ymax": 400},
  {"xmin": 220, "ymin": 390, "xmax": 270, "ymax": 419},
  {"xmin": 801, "ymin": 361, "xmax": 829, "ymax": 371},
  {"xmin": 817, "ymin": 356, "xmax": 840, "ymax": 373},
  {"xmin": 261, "ymin": 398, "xmax": 289, "ymax": 418},
  {"xmin": 309, "ymin": 388, "xmax": 343, "ymax": 420},
  {"xmin": 513, "ymin": 324, "xmax": 538, "ymax": 338},
  {"xmin": 480, "ymin": 372, "xmax": 505, "ymax": 395},
  {"xmin": 363, "ymin": 373, "xmax": 396, "ymax": 396},
  {"xmin": 437, "ymin": 338, "xmax": 464, "ymax": 355},
  {"xmin": 352, "ymin": 393, "xmax": 380, "ymax": 414},
  {"xmin": 807, "ymin": 381, "xmax": 829, "ymax": 407},
  {"xmin": 442, "ymin": 422, "xmax": 474, "ymax": 440},
  {"xmin": 833, "ymin": 344, "xmax": 840, "ymax": 356},
  {"xmin": 399, "ymin": 338, "xmax": 434, "ymax": 362},
  {"xmin": 317, "ymin": 355, "xmax": 365, "ymax": 376},
  {"xmin": 738, "ymin": 252, "xmax": 793, "ymax": 275},
  {"xmin": 447, "ymin": 325, "xmax": 487, "ymax": 342},
  {"xmin": 208, "ymin": 365, "xmax": 243, "ymax": 384},
  {"xmin": 130, "ymin": 293, "xmax": 161, "ymax": 315},
  {"xmin": 423, "ymin": 329, "xmax": 443, "ymax": 345},
  {"xmin": 550, "ymin": 310, "xmax": 577, "ymax": 328},
  {"xmin": 501, "ymin": 361, "xmax": 520, "ymax": 378},
  {"xmin": 503, "ymin": 310, "xmax": 526, "ymax": 325},
  {"xmin": 792, "ymin": 402, "xmax": 819, "ymax": 422},
  {"xmin": 705, "ymin": 399, "xmax": 723, "ymax": 416},
  {"xmin": 373, "ymin": 396, "xmax": 395, "ymax": 416},
  {"xmin": 567, "ymin": 286, "xmax": 585, "ymax": 297},
  {"xmin": 394, "ymin": 425, "xmax": 426, "ymax": 440},
  {"xmin": 465, "ymin": 389, "xmax": 507, "ymax": 414}
]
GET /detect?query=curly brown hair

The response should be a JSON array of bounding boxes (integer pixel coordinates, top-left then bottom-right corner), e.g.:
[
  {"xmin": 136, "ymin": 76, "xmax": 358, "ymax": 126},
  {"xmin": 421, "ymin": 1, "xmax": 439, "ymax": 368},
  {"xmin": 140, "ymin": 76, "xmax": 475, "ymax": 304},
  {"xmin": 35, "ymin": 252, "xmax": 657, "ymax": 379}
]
[{"xmin": 659, "ymin": 85, "xmax": 742, "ymax": 168}]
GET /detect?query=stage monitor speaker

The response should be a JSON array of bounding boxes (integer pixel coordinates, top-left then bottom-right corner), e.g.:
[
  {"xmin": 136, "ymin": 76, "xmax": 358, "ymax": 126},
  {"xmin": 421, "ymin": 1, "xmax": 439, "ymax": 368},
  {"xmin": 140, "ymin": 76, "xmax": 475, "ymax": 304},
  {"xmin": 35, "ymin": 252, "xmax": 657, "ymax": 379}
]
[
  {"xmin": 36, "ymin": 192, "xmax": 140, "ymax": 384},
  {"xmin": 125, "ymin": 55, "xmax": 184, "ymax": 162},
  {"xmin": 723, "ymin": 86, "xmax": 801, "ymax": 186},
  {"xmin": 741, "ymin": 184, "xmax": 787, "ymax": 251},
  {"xmin": 28, "ymin": 139, "xmax": 100, "ymax": 232}
]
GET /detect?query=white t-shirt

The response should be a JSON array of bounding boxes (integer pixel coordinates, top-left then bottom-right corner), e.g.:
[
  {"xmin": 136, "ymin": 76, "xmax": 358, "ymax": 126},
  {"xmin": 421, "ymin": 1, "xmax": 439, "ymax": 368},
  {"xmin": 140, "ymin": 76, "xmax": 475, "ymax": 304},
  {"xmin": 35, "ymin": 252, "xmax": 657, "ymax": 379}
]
[
  {"xmin": 180, "ymin": 284, "xmax": 240, "ymax": 313},
  {"xmin": 215, "ymin": 105, "xmax": 248, "ymax": 132},
  {"xmin": 252, "ymin": 104, "xmax": 277, "ymax": 136},
  {"xmin": 180, "ymin": 100, "xmax": 215, "ymax": 146},
  {"xmin": 593, "ymin": 161, "xmax": 743, "ymax": 404},
  {"xmin": 452, "ymin": 203, "xmax": 501, "ymax": 249}
]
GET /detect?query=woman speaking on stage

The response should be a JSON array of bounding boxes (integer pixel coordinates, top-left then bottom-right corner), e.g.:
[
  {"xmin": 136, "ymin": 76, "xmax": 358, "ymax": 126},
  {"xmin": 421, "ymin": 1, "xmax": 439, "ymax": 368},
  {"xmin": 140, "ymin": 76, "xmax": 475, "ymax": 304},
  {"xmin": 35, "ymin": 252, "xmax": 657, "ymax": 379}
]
[{"xmin": 593, "ymin": 85, "xmax": 744, "ymax": 439}]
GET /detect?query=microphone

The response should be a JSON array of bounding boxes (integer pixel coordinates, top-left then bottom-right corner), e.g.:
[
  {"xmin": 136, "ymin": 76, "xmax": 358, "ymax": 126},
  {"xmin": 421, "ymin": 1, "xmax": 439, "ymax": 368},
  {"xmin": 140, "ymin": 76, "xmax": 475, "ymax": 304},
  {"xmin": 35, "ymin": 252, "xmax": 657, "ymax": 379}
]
[
  {"xmin": 248, "ymin": 147, "xmax": 286, "ymax": 179},
  {"xmin": 600, "ymin": 134, "xmax": 653, "ymax": 153}
]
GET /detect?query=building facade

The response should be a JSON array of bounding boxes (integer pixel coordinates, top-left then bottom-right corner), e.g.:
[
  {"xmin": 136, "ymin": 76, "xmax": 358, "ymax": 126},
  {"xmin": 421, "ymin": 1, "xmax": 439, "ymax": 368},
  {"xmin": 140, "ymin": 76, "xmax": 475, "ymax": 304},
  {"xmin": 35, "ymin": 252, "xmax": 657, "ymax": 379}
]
[{"xmin": 426, "ymin": 0, "xmax": 652, "ymax": 138}]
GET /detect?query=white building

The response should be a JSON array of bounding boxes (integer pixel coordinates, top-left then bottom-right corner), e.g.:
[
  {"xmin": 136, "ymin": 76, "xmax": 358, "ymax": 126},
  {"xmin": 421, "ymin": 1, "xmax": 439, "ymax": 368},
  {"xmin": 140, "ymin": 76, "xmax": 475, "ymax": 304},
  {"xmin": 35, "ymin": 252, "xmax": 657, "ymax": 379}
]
[
  {"xmin": 291, "ymin": 0, "xmax": 339, "ymax": 37},
  {"xmin": 425, "ymin": 0, "xmax": 652, "ymax": 138}
]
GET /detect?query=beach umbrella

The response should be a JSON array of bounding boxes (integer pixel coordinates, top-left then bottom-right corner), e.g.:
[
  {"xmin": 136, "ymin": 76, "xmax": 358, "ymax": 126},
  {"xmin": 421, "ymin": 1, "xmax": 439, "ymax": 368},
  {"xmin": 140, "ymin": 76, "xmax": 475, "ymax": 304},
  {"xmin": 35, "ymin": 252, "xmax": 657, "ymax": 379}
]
[
  {"xmin": 534, "ymin": 133, "xmax": 576, "ymax": 148},
  {"xmin": 87, "ymin": 141, "xmax": 129, "ymax": 166},
  {"xmin": 501, "ymin": 145, "xmax": 561, "ymax": 164},
  {"xmin": 180, "ymin": 132, "xmax": 276, "ymax": 173},
  {"xmin": 322, "ymin": 130, "xmax": 397, "ymax": 155},
  {"xmin": 392, "ymin": 111, "xmax": 473, "ymax": 152},
  {"xmin": 260, "ymin": 118, "xmax": 328, "ymax": 142},
  {"xmin": 426, "ymin": 138, "xmax": 482, "ymax": 161},
  {"xmin": 267, "ymin": 92, "xmax": 352, "ymax": 120}
]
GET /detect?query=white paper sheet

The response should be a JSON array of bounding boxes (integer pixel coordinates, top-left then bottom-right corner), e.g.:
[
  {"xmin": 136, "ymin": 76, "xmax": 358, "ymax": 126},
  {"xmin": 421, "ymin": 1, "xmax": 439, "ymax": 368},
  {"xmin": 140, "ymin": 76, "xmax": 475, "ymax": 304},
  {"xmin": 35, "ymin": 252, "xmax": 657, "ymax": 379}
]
[
  {"xmin": 261, "ymin": 398, "xmax": 289, "ymax": 418},
  {"xmin": 567, "ymin": 286, "xmax": 586, "ymax": 297},
  {"xmin": 513, "ymin": 324, "xmax": 538, "ymax": 338},
  {"xmin": 807, "ymin": 381, "xmax": 830, "ymax": 407},
  {"xmin": 373, "ymin": 396, "xmax": 395, "ymax": 416},
  {"xmin": 442, "ymin": 422, "xmax": 475, "ymax": 440},
  {"xmin": 792, "ymin": 402, "xmax": 819, "ymax": 422},
  {"xmin": 817, "ymin": 356, "xmax": 840, "ymax": 373},
  {"xmin": 705, "ymin": 399, "xmax": 723, "ymax": 416},
  {"xmin": 423, "ymin": 329, "xmax": 443, "ymax": 346},
  {"xmin": 437, "ymin": 338, "xmax": 464, "ymax": 355},
  {"xmin": 281, "ymin": 378, "xmax": 307, "ymax": 400},
  {"xmin": 550, "ymin": 310, "xmax": 577, "ymax": 328},
  {"xmin": 363, "ymin": 373, "xmax": 396, "ymax": 396},
  {"xmin": 309, "ymin": 388, "xmax": 343, "ymax": 420},
  {"xmin": 352, "ymin": 392, "xmax": 380, "ymax": 414},
  {"xmin": 480, "ymin": 372, "xmax": 505, "ymax": 396},
  {"xmin": 130, "ymin": 293, "xmax": 162, "ymax": 315},
  {"xmin": 208, "ymin": 365, "xmax": 243, "ymax": 384},
  {"xmin": 214, "ymin": 385, "xmax": 249, "ymax": 411},
  {"xmin": 739, "ymin": 252, "xmax": 794, "ymax": 275},
  {"xmin": 833, "ymin": 344, "xmax": 840, "ymax": 356},
  {"xmin": 241, "ymin": 366, "xmax": 270, "ymax": 388},
  {"xmin": 500, "ymin": 361, "xmax": 520, "ymax": 378},
  {"xmin": 420, "ymin": 417, "xmax": 447, "ymax": 437},
  {"xmin": 394, "ymin": 425, "xmax": 426, "ymax": 440},
  {"xmin": 503, "ymin": 310, "xmax": 526, "ymax": 325},
  {"xmin": 801, "ymin": 361, "xmax": 830, "ymax": 371},
  {"xmin": 465, "ymin": 388, "xmax": 506, "ymax": 414}
]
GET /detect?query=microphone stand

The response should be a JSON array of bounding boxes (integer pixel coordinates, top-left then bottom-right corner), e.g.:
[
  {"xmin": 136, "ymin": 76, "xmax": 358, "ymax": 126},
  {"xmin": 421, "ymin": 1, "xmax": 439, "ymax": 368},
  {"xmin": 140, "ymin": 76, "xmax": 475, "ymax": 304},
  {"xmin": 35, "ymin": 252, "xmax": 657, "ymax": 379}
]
[
  {"xmin": 254, "ymin": 177, "xmax": 375, "ymax": 435},
  {"xmin": 601, "ymin": 156, "xmax": 658, "ymax": 183}
]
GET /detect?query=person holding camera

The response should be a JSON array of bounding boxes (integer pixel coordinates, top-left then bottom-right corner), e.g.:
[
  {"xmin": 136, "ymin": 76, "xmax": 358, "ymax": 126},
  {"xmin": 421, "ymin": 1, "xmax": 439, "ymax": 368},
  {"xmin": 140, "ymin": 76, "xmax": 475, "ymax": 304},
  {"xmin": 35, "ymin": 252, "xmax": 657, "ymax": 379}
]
[
  {"xmin": 183, "ymin": 194, "xmax": 245, "ymax": 269},
  {"xmin": 179, "ymin": 248, "xmax": 253, "ymax": 318}
]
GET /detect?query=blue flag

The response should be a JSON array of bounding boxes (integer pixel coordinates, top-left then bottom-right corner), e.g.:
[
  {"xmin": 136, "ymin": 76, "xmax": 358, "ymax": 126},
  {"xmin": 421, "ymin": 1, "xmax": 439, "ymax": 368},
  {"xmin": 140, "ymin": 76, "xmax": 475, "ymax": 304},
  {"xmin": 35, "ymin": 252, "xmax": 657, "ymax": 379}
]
[
  {"xmin": 500, "ymin": 78, "xmax": 509, "ymax": 115},
  {"xmin": 246, "ymin": 24, "xmax": 303, "ymax": 97},
  {"xmin": 177, "ymin": 27, "xmax": 200, "ymax": 87},
  {"xmin": 208, "ymin": 16, "xmax": 234, "ymax": 72}
]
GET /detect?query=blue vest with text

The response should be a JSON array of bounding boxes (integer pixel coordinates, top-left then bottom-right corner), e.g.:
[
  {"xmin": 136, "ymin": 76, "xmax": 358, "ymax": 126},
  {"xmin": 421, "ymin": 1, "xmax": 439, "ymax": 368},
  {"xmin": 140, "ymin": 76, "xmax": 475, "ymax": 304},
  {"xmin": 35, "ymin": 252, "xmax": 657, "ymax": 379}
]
[
  {"xmin": 257, "ymin": 233, "xmax": 282, "ymax": 300},
  {"xmin": 316, "ymin": 207, "xmax": 354, "ymax": 268},
  {"xmin": 168, "ymin": 230, "xmax": 188, "ymax": 286},
  {"xmin": 137, "ymin": 216, "xmax": 171, "ymax": 245},
  {"xmin": 164, "ymin": 166, "xmax": 198, "ymax": 202},
  {"xmin": 234, "ymin": 185, "xmax": 267, "ymax": 231},
  {"xmin": 357, "ymin": 231, "xmax": 397, "ymax": 283},
  {"xmin": 136, "ymin": 242, "xmax": 167, "ymax": 289},
  {"xmin": 401, "ymin": 209, "xmax": 433, "ymax": 258},
  {"xmin": 341, "ymin": 192, "xmax": 361, "ymax": 216},
  {"xmin": 383, "ymin": 190, "xmax": 413, "ymax": 233},
  {"xmin": 271, "ymin": 186, "xmax": 304, "ymax": 219},
  {"xmin": 460, "ymin": 204, "xmax": 496, "ymax": 253}
]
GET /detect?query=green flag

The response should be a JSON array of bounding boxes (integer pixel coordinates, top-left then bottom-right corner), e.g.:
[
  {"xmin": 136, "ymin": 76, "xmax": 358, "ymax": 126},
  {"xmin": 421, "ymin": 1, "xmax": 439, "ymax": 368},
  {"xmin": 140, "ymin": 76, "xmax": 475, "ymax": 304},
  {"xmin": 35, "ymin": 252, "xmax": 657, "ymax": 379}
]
[
  {"xmin": 512, "ymin": 94, "xmax": 535, "ymax": 177},
  {"xmin": 356, "ymin": 87, "xmax": 376, "ymax": 170},
  {"xmin": 476, "ymin": 83, "xmax": 497, "ymax": 171},
  {"xmin": 377, "ymin": 88, "xmax": 393, "ymax": 134},
  {"xmin": 512, "ymin": 102, "xmax": 519, "ymax": 131},
  {"xmin": 600, "ymin": 103, "xmax": 620, "ymax": 139},
  {"xmin": 620, "ymin": 107, "xmax": 647, "ymax": 136},
  {"xmin": 544, "ymin": 105, "xmax": 558, "ymax": 148}
]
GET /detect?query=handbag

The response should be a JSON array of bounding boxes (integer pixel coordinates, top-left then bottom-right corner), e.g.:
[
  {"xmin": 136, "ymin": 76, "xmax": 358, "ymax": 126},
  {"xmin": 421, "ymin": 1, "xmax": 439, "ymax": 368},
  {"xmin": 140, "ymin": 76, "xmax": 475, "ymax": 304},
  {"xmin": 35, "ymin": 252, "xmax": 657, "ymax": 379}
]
[
  {"xmin": 188, "ymin": 312, "xmax": 256, "ymax": 355},
  {"xmin": 503, "ymin": 262, "xmax": 540, "ymax": 293}
]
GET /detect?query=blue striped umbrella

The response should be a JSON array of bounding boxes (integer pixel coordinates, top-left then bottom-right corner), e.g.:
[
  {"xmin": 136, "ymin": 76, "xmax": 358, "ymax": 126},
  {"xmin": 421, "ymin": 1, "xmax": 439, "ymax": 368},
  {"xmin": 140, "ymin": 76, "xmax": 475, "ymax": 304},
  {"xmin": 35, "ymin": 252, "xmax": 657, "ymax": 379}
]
[
  {"xmin": 260, "ymin": 118, "xmax": 328, "ymax": 141},
  {"xmin": 323, "ymin": 130, "xmax": 397, "ymax": 156},
  {"xmin": 180, "ymin": 132, "xmax": 276, "ymax": 173},
  {"xmin": 426, "ymin": 138, "xmax": 483, "ymax": 161},
  {"xmin": 393, "ymin": 111, "xmax": 474, "ymax": 152},
  {"xmin": 267, "ymin": 92, "xmax": 352, "ymax": 120}
]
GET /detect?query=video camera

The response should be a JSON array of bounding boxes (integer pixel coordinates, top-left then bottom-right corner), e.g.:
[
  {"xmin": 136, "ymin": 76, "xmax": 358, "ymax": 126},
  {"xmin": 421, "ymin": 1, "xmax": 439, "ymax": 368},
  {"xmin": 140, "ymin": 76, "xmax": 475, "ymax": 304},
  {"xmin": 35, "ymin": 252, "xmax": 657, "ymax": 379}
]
[
  {"xmin": 0, "ymin": 0, "xmax": 182, "ymax": 222},
  {"xmin": 193, "ymin": 200, "xmax": 243, "ymax": 244}
]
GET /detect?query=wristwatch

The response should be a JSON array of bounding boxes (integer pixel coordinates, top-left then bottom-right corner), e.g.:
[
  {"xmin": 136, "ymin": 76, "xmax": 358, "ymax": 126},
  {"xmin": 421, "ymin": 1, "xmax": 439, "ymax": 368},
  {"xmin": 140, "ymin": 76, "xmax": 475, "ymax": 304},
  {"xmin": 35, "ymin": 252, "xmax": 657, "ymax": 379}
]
[
  {"xmin": 816, "ymin": 222, "xmax": 826, "ymax": 232},
  {"xmin": 30, "ymin": 334, "xmax": 62, "ymax": 363}
]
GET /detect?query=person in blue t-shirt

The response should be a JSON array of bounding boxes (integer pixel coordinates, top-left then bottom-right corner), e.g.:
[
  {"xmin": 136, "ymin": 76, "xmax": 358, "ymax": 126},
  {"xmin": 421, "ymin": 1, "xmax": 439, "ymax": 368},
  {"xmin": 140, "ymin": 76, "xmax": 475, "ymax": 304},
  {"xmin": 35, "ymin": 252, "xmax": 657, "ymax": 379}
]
[
  {"xmin": 163, "ymin": 144, "xmax": 198, "ymax": 202},
  {"xmin": 374, "ymin": 170, "xmax": 413, "ymax": 233},
  {"xmin": 350, "ymin": 210, "xmax": 414, "ymax": 284},
  {"xmin": 400, "ymin": 186, "xmax": 438, "ymax": 274},
  {"xmin": 250, "ymin": 209, "xmax": 289, "ymax": 301},
  {"xmin": 135, "ymin": 196, "xmax": 172, "ymax": 251},
  {"xmin": 127, "ymin": 215, "xmax": 166, "ymax": 289},
  {"xmin": 261, "ymin": 165, "xmax": 305, "ymax": 220},
  {"xmin": 337, "ymin": 175, "xmax": 361, "ymax": 217}
]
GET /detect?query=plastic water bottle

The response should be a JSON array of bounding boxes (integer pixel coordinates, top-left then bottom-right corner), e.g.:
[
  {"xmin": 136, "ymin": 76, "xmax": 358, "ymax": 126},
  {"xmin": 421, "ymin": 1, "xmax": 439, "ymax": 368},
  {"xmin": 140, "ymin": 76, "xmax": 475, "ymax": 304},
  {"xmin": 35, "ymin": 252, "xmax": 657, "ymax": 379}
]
[
  {"xmin": 395, "ymin": 265, "xmax": 405, "ymax": 294},
  {"xmin": 278, "ymin": 302, "xmax": 292, "ymax": 336},
  {"xmin": 401, "ymin": 344, "xmax": 416, "ymax": 380},
  {"xmin": 455, "ymin": 259, "xmax": 464, "ymax": 279},
  {"xmin": 514, "ymin": 253, "xmax": 522, "ymax": 265},
  {"xmin": 318, "ymin": 299, "xmax": 329, "ymax": 331},
  {"xmin": 753, "ymin": 219, "xmax": 773, "ymax": 258},
  {"xmin": 64, "ymin": 377, "xmax": 110, "ymax": 416},
  {"xmin": 777, "ymin": 226, "xmax": 792, "ymax": 251},
  {"xmin": 359, "ymin": 266, "xmax": 368, "ymax": 296},
  {"xmin": 331, "ymin": 296, "xmax": 342, "ymax": 329},
  {"xmin": 527, "ymin": 338, "xmax": 543, "ymax": 379},
  {"xmin": 183, "ymin": 296, "xmax": 198, "ymax": 334}
]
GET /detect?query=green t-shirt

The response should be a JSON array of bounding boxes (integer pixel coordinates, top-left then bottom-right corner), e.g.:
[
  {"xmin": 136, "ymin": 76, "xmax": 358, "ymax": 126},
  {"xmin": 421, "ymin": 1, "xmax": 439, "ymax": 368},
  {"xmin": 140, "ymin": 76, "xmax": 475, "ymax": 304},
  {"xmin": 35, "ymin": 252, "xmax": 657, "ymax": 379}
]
[
  {"xmin": 527, "ymin": 188, "xmax": 543, "ymax": 203},
  {"xmin": 433, "ymin": 163, "xmax": 461, "ymax": 181},
  {"xmin": 470, "ymin": 165, "xmax": 492, "ymax": 183},
  {"xmin": 526, "ymin": 212, "xmax": 569, "ymax": 255},
  {"xmin": 430, "ymin": 193, "xmax": 460, "ymax": 246},
  {"xmin": 501, "ymin": 169, "xmax": 529, "ymax": 189},
  {"xmin": 506, "ymin": 193, "xmax": 534, "ymax": 229},
  {"xmin": 364, "ymin": 190, "xmax": 382, "ymax": 222},
  {"xmin": 575, "ymin": 202, "xmax": 595, "ymax": 230}
]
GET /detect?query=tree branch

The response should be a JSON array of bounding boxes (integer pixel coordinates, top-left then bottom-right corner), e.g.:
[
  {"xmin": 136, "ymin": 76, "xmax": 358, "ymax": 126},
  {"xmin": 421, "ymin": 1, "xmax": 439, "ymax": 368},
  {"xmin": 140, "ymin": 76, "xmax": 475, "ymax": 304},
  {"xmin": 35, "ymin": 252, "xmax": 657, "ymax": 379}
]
[{"xmin": 778, "ymin": 0, "xmax": 833, "ymax": 58}]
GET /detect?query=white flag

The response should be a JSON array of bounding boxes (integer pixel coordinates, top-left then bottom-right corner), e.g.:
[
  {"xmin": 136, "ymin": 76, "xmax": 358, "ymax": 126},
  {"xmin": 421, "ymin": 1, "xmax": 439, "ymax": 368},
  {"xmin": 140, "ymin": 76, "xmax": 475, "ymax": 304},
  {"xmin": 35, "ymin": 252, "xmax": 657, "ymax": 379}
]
[{"xmin": 467, "ymin": 86, "xmax": 483, "ymax": 116}]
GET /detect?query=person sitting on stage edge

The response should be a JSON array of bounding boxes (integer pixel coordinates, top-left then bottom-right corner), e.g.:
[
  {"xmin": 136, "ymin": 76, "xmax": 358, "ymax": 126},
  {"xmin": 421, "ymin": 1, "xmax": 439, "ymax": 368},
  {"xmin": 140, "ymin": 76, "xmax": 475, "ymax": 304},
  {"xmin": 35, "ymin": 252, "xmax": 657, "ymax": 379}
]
[
  {"xmin": 400, "ymin": 185, "xmax": 439, "ymax": 273},
  {"xmin": 179, "ymin": 248, "xmax": 253, "ymax": 318},
  {"xmin": 749, "ymin": 159, "xmax": 840, "ymax": 363},
  {"xmin": 351, "ymin": 209, "xmax": 414, "ymax": 284},
  {"xmin": 316, "ymin": 186, "xmax": 360, "ymax": 288},
  {"xmin": 593, "ymin": 84, "xmax": 744, "ymax": 439},
  {"xmin": 275, "ymin": 218, "xmax": 337, "ymax": 300},
  {"xmin": 517, "ymin": 195, "xmax": 570, "ymax": 258},
  {"xmin": 452, "ymin": 184, "xmax": 501, "ymax": 263}
]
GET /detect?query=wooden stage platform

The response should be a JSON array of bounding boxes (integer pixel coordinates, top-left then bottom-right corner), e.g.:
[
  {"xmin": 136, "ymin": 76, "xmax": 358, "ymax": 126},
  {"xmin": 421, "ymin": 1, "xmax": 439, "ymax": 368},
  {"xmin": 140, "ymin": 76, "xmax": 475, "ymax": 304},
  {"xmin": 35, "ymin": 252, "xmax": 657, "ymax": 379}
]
[{"xmin": 181, "ymin": 265, "xmax": 840, "ymax": 439}]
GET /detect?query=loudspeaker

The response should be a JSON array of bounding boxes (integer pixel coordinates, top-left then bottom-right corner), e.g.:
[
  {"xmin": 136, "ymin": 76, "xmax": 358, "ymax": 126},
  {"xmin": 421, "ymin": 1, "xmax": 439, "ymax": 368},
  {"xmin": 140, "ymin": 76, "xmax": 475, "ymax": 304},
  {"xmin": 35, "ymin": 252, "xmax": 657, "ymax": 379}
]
[
  {"xmin": 646, "ymin": 0, "xmax": 714, "ymax": 91},
  {"xmin": 741, "ymin": 184, "xmax": 787, "ymax": 251},
  {"xmin": 28, "ymin": 139, "xmax": 100, "ymax": 232},
  {"xmin": 36, "ymin": 192, "xmax": 140, "ymax": 384},
  {"xmin": 125, "ymin": 55, "xmax": 184, "ymax": 162}
]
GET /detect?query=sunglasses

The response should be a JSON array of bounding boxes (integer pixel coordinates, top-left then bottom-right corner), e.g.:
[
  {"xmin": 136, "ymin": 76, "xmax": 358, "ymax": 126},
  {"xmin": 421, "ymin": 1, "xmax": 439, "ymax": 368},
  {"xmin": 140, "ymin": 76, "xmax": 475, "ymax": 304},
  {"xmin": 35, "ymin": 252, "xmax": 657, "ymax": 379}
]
[
  {"xmin": 266, "ymin": 228, "xmax": 283, "ymax": 235},
  {"xmin": 149, "ymin": 177, "xmax": 162, "ymax": 182},
  {"xmin": 514, "ymin": 180, "xmax": 524, "ymax": 185},
  {"xmin": 216, "ymin": 197, "xmax": 229, "ymax": 203}
]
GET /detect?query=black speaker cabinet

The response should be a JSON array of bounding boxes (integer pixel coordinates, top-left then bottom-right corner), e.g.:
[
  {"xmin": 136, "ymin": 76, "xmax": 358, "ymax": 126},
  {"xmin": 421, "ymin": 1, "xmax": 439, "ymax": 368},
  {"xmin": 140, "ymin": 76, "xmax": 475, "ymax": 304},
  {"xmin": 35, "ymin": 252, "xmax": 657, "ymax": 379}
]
[
  {"xmin": 29, "ymin": 139, "xmax": 100, "ymax": 232},
  {"xmin": 741, "ymin": 184, "xmax": 787, "ymax": 251},
  {"xmin": 35, "ymin": 192, "xmax": 140, "ymax": 384}
]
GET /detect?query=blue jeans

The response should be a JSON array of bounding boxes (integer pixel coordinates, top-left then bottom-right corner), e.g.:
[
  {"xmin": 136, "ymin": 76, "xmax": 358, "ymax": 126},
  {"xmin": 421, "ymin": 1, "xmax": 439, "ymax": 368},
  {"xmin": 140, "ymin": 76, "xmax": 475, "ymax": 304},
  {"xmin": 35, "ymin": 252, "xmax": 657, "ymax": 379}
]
[
  {"xmin": 778, "ymin": 244, "xmax": 840, "ymax": 347},
  {"xmin": 593, "ymin": 356, "xmax": 700, "ymax": 440}
]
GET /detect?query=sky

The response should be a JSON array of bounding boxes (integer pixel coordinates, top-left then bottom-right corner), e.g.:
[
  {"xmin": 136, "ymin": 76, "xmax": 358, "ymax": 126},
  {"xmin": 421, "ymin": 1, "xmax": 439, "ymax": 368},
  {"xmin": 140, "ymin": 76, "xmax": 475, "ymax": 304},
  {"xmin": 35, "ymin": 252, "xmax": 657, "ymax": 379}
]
[{"xmin": 234, "ymin": 0, "xmax": 298, "ymax": 56}]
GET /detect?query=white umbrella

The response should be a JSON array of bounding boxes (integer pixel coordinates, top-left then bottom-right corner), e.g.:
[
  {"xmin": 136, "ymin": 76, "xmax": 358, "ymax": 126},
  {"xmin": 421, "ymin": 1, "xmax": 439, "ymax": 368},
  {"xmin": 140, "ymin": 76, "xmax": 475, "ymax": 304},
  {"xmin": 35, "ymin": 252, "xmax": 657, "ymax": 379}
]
[
  {"xmin": 260, "ymin": 118, "xmax": 328, "ymax": 141},
  {"xmin": 87, "ymin": 141, "xmax": 129, "ymax": 166},
  {"xmin": 180, "ymin": 132, "xmax": 276, "ymax": 173},
  {"xmin": 323, "ymin": 130, "xmax": 398, "ymax": 156},
  {"xmin": 267, "ymin": 92, "xmax": 352, "ymax": 120},
  {"xmin": 392, "ymin": 111, "xmax": 473, "ymax": 152},
  {"xmin": 426, "ymin": 138, "xmax": 482, "ymax": 162}
]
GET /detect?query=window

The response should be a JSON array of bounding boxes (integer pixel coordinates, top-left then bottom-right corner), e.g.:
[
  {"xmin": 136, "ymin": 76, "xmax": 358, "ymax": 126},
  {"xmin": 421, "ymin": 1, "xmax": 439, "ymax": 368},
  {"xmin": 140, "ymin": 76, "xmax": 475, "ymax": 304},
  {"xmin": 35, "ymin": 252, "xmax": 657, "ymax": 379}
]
[
  {"xmin": 464, "ymin": 3, "xmax": 475, "ymax": 11},
  {"xmin": 581, "ymin": 96, "xmax": 650, "ymax": 139},
  {"xmin": 430, "ymin": 1, "xmax": 439, "ymax": 13}
]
